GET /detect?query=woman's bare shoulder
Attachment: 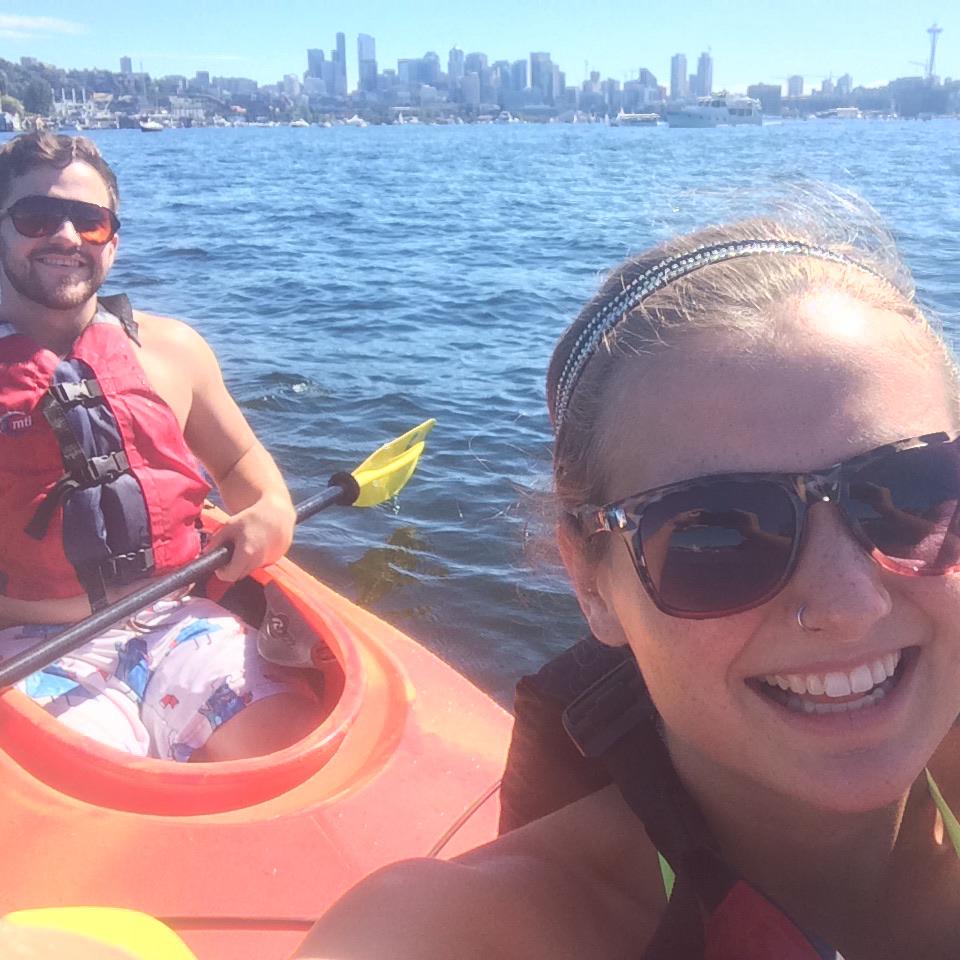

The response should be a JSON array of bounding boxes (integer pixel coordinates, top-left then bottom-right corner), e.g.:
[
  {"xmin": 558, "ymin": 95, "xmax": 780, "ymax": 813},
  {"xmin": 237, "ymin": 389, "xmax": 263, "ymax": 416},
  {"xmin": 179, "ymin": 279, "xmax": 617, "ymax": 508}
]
[{"xmin": 294, "ymin": 787, "xmax": 665, "ymax": 960}]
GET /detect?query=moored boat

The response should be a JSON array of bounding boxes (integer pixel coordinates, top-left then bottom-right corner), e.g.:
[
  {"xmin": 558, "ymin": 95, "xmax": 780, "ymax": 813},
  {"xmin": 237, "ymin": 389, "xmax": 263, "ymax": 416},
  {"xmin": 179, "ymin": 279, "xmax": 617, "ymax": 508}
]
[
  {"xmin": 0, "ymin": 505, "xmax": 512, "ymax": 960},
  {"xmin": 610, "ymin": 109, "xmax": 660, "ymax": 126},
  {"xmin": 665, "ymin": 94, "xmax": 762, "ymax": 128}
]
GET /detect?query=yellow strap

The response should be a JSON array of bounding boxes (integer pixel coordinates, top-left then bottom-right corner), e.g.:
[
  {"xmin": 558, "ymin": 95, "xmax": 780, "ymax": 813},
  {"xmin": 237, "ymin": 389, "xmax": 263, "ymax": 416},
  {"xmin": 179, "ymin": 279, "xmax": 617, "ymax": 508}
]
[
  {"xmin": 3, "ymin": 907, "xmax": 196, "ymax": 960},
  {"xmin": 658, "ymin": 852, "xmax": 676, "ymax": 900},
  {"xmin": 926, "ymin": 768, "xmax": 960, "ymax": 857}
]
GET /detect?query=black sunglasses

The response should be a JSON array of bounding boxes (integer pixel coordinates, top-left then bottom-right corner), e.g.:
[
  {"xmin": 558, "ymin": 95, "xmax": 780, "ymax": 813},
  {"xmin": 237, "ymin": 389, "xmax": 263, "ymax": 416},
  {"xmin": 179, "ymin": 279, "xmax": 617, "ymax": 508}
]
[
  {"xmin": 574, "ymin": 432, "xmax": 960, "ymax": 619},
  {"xmin": 0, "ymin": 195, "xmax": 120, "ymax": 245}
]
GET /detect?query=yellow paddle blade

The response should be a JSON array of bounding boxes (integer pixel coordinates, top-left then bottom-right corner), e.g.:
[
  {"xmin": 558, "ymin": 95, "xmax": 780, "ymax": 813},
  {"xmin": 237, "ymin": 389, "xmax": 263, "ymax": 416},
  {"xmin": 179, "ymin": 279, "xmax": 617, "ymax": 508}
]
[
  {"xmin": 3, "ymin": 907, "xmax": 196, "ymax": 959},
  {"xmin": 351, "ymin": 418, "xmax": 436, "ymax": 508}
]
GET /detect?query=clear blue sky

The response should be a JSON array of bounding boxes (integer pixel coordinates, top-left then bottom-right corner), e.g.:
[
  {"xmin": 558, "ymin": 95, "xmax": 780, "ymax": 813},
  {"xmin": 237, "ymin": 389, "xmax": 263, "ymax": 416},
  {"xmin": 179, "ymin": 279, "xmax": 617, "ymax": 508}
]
[{"xmin": 5, "ymin": 2, "xmax": 956, "ymax": 93}]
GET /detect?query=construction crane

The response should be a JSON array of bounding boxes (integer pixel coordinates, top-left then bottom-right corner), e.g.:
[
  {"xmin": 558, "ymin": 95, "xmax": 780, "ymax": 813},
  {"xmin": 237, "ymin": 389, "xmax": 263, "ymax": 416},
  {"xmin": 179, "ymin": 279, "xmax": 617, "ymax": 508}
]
[{"xmin": 927, "ymin": 23, "xmax": 943, "ymax": 80}]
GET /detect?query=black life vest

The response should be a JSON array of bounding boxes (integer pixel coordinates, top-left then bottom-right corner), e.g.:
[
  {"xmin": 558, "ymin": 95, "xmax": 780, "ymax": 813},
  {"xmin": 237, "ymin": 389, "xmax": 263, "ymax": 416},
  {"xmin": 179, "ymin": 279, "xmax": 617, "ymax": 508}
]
[{"xmin": 499, "ymin": 637, "xmax": 841, "ymax": 959}]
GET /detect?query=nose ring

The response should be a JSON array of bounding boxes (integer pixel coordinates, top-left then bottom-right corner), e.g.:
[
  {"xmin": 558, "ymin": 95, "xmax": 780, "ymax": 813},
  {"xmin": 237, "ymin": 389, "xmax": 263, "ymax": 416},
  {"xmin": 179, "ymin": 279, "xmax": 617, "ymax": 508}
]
[{"xmin": 796, "ymin": 604, "xmax": 822, "ymax": 633}]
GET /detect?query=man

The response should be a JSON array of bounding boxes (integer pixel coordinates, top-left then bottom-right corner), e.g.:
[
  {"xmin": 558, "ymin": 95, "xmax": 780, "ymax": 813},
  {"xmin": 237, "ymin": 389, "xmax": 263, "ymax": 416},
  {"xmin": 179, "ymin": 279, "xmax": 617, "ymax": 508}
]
[{"xmin": 0, "ymin": 131, "xmax": 319, "ymax": 761}]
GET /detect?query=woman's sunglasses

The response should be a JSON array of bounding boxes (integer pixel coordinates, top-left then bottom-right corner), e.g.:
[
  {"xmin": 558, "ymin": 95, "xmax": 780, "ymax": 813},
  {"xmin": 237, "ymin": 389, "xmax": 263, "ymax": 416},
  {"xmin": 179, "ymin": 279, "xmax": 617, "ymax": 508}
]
[
  {"xmin": 575, "ymin": 432, "xmax": 960, "ymax": 619},
  {"xmin": 0, "ymin": 195, "xmax": 120, "ymax": 245}
]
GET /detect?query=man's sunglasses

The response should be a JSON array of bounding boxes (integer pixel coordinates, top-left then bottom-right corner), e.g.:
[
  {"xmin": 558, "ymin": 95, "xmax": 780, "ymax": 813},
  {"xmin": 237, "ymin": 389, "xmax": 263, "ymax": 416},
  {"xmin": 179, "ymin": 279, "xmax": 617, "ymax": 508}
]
[
  {"xmin": 574, "ymin": 432, "xmax": 960, "ymax": 619},
  {"xmin": 0, "ymin": 195, "xmax": 120, "ymax": 245}
]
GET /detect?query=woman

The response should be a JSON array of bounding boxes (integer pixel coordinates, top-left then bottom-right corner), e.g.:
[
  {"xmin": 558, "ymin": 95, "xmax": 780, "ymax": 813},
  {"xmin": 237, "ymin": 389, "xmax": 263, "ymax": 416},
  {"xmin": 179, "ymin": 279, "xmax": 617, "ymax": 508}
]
[{"xmin": 296, "ymin": 196, "xmax": 960, "ymax": 959}]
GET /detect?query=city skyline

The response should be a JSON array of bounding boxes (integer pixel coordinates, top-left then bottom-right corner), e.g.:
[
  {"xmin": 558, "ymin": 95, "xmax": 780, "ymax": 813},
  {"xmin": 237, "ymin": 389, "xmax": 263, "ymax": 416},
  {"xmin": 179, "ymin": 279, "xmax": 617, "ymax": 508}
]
[{"xmin": 7, "ymin": 1, "xmax": 956, "ymax": 95}]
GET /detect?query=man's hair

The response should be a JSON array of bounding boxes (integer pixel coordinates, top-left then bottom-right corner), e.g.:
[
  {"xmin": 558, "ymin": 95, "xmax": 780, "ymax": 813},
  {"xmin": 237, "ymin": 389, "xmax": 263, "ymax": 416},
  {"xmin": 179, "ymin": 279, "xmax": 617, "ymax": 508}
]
[{"xmin": 0, "ymin": 131, "xmax": 120, "ymax": 210}]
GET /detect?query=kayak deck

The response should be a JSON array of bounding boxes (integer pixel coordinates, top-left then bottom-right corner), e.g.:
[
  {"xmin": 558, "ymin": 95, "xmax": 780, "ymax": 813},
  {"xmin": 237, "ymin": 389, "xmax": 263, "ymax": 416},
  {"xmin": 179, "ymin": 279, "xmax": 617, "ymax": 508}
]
[{"xmin": 0, "ymin": 528, "xmax": 512, "ymax": 959}]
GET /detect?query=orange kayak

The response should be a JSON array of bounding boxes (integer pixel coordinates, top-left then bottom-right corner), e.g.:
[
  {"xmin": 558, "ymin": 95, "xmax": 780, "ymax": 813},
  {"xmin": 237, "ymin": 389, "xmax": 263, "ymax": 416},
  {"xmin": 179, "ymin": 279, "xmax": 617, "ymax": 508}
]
[{"xmin": 0, "ymin": 518, "xmax": 513, "ymax": 959}]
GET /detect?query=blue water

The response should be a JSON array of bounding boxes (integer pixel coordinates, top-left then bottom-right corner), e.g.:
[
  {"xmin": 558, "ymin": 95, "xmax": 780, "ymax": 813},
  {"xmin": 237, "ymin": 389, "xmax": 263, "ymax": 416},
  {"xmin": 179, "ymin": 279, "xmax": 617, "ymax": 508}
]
[{"xmin": 41, "ymin": 120, "xmax": 960, "ymax": 702}]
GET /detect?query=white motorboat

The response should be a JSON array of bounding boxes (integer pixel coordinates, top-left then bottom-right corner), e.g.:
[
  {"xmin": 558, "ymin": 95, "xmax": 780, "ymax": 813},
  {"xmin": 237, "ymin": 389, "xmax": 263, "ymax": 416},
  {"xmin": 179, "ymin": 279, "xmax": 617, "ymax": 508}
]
[
  {"xmin": 610, "ymin": 109, "xmax": 660, "ymax": 126},
  {"xmin": 665, "ymin": 95, "xmax": 762, "ymax": 128}
]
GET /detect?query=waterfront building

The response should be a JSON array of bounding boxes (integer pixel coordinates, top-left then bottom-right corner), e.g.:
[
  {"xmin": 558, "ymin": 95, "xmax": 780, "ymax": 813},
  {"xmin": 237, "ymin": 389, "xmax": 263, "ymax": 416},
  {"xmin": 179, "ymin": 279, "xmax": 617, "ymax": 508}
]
[
  {"xmin": 511, "ymin": 59, "xmax": 527, "ymax": 92},
  {"xmin": 465, "ymin": 52, "xmax": 488, "ymax": 75},
  {"xmin": 530, "ymin": 52, "xmax": 554, "ymax": 103},
  {"xmin": 638, "ymin": 67, "xmax": 657, "ymax": 89},
  {"xmin": 821, "ymin": 76, "xmax": 834, "ymax": 96},
  {"xmin": 837, "ymin": 73, "xmax": 853, "ymax": 96},
  {"xmin": 747, "ymin": 82, "xmax": 782, "ymax": 114},
  {"xmin": 397, "ymin": 59, "xmax": 417, "ymax": 92},
  {"xmin": 670, "ymin": 53, "xmax": 687, "ymax": 100},
  {"xmin": 422, "ymin": 51, "xmax": 441, "ymax": 86},
  {"xmin": 307, "ymin": 49, "xmax": 325, "ymax": 78},
  {"xmin": 120, "ymin": 56, "xmax": 132, "ymax": 76},
  {"xmin": 448, "ymin": 47, "xmax": 465, "ymax": 86},
  {"xmin": 358, "ymin": 34, "xmax": 377, "ymax": 92},
  {"xmin": 697, "ymin": 51, "xmax": 713, "ymax": 97},
  {"xmin": 335, "ymin": 32, "xmax": 347, "ymax": 96},
  {"xmin": 321, "ymin": 60, "xmax": 337, "ymax": 96},
  {"xmin": 787, "ymin": 74, "xmax": 803, "ymax": 97},
  {"xmin": 461, "ymin": 72, "xmax": 480, "ymax": 109},
  {"xmin": 602, "ymin": 77, "xmax": 621, "ymax": 112}
]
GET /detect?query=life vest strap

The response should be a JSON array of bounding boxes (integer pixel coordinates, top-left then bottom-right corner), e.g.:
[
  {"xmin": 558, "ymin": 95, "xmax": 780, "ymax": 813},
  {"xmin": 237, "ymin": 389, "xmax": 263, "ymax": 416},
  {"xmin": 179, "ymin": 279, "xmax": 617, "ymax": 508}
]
[
  {"xmin": 93, "ymin": 547, "xmax": 155, "ymax": 583},
  {"xmin": 25, "ymin": 452, "xmax": 132, "ymax": 541}
]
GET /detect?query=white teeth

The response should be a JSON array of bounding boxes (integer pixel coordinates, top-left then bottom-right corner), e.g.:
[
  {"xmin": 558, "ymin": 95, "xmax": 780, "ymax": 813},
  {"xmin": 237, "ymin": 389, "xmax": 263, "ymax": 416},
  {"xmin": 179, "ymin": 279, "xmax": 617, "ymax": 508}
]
[
  {"xmin": 39, "ymin": 256, "xmax": 83, "ymax": 267},
  {"xmin": 849, "ymin": 664, "xmax": 875, "ymax": 694},
  {"xmin": 760, "ymin": 651, "xmax": 902, "ymax": 699},
  {"xmin": 824, "ymin": 672, "xmax": 852, "ymax": 697}
]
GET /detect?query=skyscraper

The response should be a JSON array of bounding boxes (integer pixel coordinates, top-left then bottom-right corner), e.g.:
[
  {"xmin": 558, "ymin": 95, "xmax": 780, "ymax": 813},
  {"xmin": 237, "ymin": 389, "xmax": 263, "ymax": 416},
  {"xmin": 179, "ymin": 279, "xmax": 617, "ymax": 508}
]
[
  {"xmin": 638, "ymin": 68, "xmax": 657, "ymax": 89},
  {"xmin": 511, "ymin": 59, "xmax": 527, "ymax": 91},
  {"xmin": 448, "ymin": 47, "xmax": 465, "ymax": 89},
  {"xmin": 530, "ymin": 52, "xmax": 553, "ymax": 103},
  {"xmin": 670, "ymin": 53, "xmax": 687, "ymax": 100},
  {"xmin": 120, "ymin": 56, "xmax": 132, "ymax": 75},
  {"xmin": 696, "ymin": 52, "xmax": 713, "ymax": 98},
  {"xmin": 464, "ymin": 52, "xmax": 488, "ymax": 75},
  {"xmin": 335, "ymin": 32, "xmax": 347, "ymax": 96},
  {"xmin": 307, "ymin": 48, "xmax": 325, "ymax": 78},
  {"xmin": 787, "ymin": 75, "xmax": 803, "ymax": 97},
  {"xmin": 357, "ymin": 34, "xmax": 377, "ymax": 92},
  {"xmin": 422, "ymin": 51, "xmax": 441, "ymax": 86},
  {"xmin": 747, "ymin": 82, "xmax": 782, "ymax": 115}
]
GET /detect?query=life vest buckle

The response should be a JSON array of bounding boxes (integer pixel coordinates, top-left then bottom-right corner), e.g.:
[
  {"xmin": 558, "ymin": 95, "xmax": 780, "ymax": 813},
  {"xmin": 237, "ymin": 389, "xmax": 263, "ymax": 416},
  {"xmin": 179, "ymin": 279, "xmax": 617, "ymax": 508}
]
[
  {"xmin": 49, "ymin": 378, "xmax": 105, "ymax": 407},
  {"xmin": 80, "ymin": 450, "xmax": 130, "ymax": 485}
]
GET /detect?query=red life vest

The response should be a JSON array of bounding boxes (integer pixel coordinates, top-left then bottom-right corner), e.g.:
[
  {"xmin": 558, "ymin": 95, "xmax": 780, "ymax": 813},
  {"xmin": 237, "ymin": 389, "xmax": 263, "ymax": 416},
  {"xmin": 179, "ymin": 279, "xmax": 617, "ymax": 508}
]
[
  {"xmin": 0, "ymin": 295, "xmax": 210, "ymax": 608},
  {"xmin": 501, "ymin": 640, "xmax": 839, "ymax": 959}
]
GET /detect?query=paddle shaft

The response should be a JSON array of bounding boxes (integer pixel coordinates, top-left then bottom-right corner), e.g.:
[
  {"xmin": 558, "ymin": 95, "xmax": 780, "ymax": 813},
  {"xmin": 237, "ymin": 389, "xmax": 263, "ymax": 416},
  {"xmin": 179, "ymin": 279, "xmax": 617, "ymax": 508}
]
[{"xmin": 0, "ymin": 475, "xmax": 360, "ymax": 689}]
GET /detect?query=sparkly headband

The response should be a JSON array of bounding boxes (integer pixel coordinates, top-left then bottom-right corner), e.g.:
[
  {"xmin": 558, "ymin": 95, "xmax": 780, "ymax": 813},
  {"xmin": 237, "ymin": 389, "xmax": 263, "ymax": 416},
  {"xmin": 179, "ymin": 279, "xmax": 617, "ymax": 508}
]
[{"xmin": 553, "ymin": 239, "xmax": 887, "ymax": 431}]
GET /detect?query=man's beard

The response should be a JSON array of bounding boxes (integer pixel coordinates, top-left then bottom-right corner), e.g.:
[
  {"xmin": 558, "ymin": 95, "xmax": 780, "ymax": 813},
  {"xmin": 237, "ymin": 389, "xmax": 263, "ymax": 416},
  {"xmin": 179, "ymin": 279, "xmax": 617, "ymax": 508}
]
[{"xmin": 0, "ymin": 242, "xmax": 107, "ymax": 310}]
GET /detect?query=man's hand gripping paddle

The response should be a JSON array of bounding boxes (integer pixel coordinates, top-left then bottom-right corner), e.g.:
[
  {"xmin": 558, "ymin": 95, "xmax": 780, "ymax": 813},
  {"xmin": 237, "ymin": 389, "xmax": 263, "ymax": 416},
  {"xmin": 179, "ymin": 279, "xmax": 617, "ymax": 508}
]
[{"xmin": 0, "ymin": 419, "xmax": 436, "ymax": 688}]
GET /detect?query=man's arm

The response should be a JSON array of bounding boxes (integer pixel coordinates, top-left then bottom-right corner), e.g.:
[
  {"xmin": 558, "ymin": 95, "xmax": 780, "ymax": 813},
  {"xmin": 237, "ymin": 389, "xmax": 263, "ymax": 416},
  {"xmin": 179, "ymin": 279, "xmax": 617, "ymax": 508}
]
[{"xmin": 141, "ymin": 315, "xmax": 296, "ymax": 582}]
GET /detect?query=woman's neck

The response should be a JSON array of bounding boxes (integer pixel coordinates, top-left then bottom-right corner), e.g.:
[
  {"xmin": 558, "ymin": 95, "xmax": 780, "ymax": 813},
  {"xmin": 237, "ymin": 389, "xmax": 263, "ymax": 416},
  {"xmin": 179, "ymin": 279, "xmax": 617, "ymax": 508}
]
[{"xmin": 666, "ymin": 731, "xmax": 948, "ymax": 954}]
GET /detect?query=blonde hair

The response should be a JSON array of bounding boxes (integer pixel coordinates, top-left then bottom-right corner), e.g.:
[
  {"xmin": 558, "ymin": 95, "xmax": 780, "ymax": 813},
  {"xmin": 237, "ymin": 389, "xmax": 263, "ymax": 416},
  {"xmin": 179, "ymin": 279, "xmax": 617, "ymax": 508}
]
[{"xmin": 547, "ymin": 189, "xmax": 956, "ymax": 514}]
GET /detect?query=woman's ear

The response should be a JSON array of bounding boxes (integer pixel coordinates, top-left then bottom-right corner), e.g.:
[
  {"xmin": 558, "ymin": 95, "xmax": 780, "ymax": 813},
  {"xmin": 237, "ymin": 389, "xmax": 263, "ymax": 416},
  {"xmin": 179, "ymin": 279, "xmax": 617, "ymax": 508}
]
[{"xmin": 557, "ymin": 517, "xmax": 630, "ymax": 649}]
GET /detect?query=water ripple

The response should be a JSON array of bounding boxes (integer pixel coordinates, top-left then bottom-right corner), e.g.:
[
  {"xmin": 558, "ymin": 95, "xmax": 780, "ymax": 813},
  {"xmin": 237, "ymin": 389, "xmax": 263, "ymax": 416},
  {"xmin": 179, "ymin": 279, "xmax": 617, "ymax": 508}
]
[{"xmin": 85, "ymin": 120, "xmax": 960, "ymax": 704}]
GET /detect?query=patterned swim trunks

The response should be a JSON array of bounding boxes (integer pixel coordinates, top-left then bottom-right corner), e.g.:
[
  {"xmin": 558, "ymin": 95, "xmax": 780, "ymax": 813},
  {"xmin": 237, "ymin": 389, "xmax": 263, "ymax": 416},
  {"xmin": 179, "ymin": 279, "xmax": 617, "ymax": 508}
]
[{"xmin": 0, "ymin": 595, "xmax": 308, "ymax": 761}]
